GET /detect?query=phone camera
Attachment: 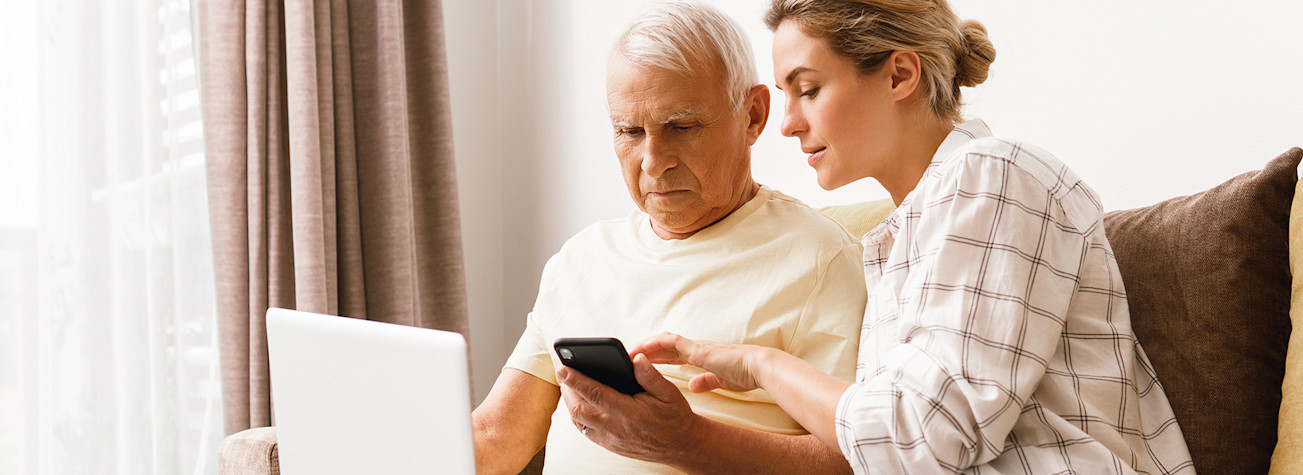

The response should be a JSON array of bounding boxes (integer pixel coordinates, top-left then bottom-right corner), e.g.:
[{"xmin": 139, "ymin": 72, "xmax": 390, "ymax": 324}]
[{"xmin": 559, "ymin": 348, "xmax": 573, "ymax": 360}]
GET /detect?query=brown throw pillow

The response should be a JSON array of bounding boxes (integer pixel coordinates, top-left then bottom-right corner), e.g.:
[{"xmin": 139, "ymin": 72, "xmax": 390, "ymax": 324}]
[{"xmin": 1104, "ymin": 148, "xmax": 1302, "ymax": 475}]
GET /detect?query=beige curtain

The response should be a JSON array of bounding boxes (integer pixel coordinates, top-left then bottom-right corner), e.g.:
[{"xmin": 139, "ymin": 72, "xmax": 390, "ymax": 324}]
[{"xmin": 197, "ymin": 0, "xmax": 468, "ymax": 434}]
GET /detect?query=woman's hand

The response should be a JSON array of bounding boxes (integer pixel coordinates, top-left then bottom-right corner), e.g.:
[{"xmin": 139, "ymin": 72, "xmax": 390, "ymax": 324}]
[
  {"xmin": 637, "ymin": 332, "xmax": 853, "ymax": 452},
  {"xmin": 632, "ymin": 332, "xmax": 772, "ymax": 394}
]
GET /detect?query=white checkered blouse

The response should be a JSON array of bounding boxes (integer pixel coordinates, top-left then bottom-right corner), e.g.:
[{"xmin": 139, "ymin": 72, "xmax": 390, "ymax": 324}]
[{"xmin": 839, "ymin": 120, "xmax": 1195, "ymax": 474}]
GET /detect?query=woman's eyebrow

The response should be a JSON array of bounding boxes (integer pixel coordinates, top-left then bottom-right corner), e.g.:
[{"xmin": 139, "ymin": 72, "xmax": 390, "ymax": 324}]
[{"xmin": 780, "ymin": 66, "xmax": 815, "ymax": 89}]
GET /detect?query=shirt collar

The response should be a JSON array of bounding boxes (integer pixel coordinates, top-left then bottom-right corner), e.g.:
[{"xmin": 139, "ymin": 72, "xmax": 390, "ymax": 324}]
[
  {"xmin": 930, "ymin": 118, "xmax": 992, "ymax": 166},
  {"xmin": 867, "ymin": 119, "xmax": 993, "ymax": 242}
]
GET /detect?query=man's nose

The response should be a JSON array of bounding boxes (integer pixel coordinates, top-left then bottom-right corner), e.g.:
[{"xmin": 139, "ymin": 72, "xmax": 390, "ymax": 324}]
[{"xmin": 641, "ymin": 135, "xmax": 675, "ymax": 178}]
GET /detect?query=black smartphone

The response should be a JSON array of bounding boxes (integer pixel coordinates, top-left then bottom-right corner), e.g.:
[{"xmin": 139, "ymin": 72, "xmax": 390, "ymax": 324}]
[{"xmin": 553, "ymin": 337, "xmax": 646, "ymax": 396}]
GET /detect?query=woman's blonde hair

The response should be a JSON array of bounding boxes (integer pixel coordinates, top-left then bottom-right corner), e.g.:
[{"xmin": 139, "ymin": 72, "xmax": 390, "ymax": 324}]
[{"xmin": 765, "ymin": 0, "xmax": 995, "ymax": 123}]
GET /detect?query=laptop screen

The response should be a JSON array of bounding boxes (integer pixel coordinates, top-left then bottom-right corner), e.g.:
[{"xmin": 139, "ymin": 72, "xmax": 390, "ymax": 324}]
[{"xmin": 265, "ymin": 308, "xmax": 475, "ymax": 475}]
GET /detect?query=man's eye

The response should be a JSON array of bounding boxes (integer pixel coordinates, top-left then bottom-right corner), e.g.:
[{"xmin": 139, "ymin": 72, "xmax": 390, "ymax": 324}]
[
  {"xmin": 673, "ymin": 124, "xmax": 693, "ymax": 131},
  {"xmin": 618, "ymin": 128, "xmax": 644, "ymax": 137},
  {"xmin": 800, "ymin": 87, "xmax": 820, "ymax": 99}
]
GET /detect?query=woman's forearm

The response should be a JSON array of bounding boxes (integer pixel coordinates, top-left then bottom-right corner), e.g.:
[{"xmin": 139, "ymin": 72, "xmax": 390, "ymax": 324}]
[{"xmin": 750, "ymin": 347, "xmax": 853, "ymax": 451}]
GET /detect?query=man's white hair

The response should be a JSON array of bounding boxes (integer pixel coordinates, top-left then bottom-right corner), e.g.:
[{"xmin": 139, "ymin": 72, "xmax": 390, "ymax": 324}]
[{"xmin": 612, "ymin": 0, "xmax": 759, "ymax": 111}]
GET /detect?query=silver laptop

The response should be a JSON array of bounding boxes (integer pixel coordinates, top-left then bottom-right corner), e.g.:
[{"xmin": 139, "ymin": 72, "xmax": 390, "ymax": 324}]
[{"xmin": 265, "ymin": 307, "xmax": 476, "ymax": 475}]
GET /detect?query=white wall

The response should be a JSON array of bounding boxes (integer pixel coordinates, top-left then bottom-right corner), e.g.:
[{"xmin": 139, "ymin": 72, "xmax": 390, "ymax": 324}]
[
  {"xmin": 442, "ymin": 0, "xmax": 506, "ymax": 403},
  {"xmin": 444, "ymin": 0, "xmax": 1303, "ymax": 403}
]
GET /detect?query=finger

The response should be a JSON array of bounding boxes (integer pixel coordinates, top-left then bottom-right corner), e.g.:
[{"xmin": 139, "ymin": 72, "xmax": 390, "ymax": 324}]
[
  {"xmin": 557, "ymin": 382, "xmax": 587, "ymax": 427},
  {"xmin": 669, "ymin": 335, "xmax": 709, "ymax": 368},
  {"xmin": 630, "ymin": 333, "xmax": 682, "ymax": 361},
  {"xmin": 632, "ymin": 353, "xmax": 686, "ymax": 404},
  {"xmin": 688, "ymin": 372, "xmax": 726, "ymax": 393},
  {"xmin": 557, "ymin": 370, "xmax": 606, "ymax": 431},
  {"xmin": 558, "ymin": 364, "xmax": 622, "ymax": 411},
  {"xmin": 631, "ymin": 333, "xmax": 686, "ymax": 364}
]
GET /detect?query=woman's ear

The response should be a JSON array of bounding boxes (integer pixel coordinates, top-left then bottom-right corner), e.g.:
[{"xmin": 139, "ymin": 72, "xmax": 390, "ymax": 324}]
[{"xmin": 884, "ymin": 50, "xmax": 923, "ymax": 101}]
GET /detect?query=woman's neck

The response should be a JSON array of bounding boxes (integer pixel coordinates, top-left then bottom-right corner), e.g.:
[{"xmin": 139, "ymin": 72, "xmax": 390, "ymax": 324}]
[{"xmin": 882, "ymin": 116, "xmax": 955, "ymax": 206}]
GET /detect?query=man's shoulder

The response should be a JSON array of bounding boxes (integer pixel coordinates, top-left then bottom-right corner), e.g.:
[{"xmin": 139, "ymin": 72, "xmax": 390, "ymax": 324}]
[
  {"xmin": 560, "ymin": 211, "xmax": 642, "ymax": 251},
  {"xmin": 753, "ymin": 188, "xmax": 859, "ymax": 246}
]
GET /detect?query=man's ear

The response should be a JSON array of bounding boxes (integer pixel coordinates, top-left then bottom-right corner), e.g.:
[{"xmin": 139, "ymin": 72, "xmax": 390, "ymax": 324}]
[
  {"xmin": 744, "ymin": 84, "xmax": 770, "ymax": 146},
  {"xmin": 885, "ymin": 50, "xmax": 923, "ymax": 102}
]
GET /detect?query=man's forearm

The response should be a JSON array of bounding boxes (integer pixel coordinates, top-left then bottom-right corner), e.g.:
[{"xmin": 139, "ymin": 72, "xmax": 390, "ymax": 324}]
[
  {"xmin": 472, "ymin": 369, "xmax": 559, "ymax": 475},
  {"xmin": 662, "ymin": 415, "xmax": 851, "ymax": 475},
  {"xmin": 472, "ymin": 411, "xmax": 540, "ymax": 475}
]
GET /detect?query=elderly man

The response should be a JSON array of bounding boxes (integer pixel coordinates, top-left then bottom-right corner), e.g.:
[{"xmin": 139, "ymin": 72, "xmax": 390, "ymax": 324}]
[{"xmin": 471, "ymin": 1, "xmax": 865, "ymax": 473}]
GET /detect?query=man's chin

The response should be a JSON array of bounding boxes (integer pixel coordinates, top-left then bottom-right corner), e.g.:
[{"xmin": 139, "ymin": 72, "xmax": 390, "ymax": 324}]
[
  {"xmin": 646, "ymin": 211, "xmax": 708, "ymax": 238},
  {"xmin": 642, "ymin": 192, "xmax": 698, "ymax": 218}
]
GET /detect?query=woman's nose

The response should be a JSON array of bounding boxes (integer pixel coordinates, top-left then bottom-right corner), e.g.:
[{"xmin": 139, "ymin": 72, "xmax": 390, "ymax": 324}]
[{"xmin": 780, "ymin": 103, "xmax": 805, "ymax": 137}]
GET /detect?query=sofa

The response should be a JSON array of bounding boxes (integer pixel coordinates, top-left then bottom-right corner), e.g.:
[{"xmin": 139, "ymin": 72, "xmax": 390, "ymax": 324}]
[{"xmin": 219, "ymin": 148, "xmax": 1303, "ymax": 474}]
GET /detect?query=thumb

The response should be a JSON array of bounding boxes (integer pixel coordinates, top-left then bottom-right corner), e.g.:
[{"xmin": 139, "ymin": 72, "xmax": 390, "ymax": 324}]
[{"xmin": 632, "ymin": 353, "xmax": 682, "ymax": 402}]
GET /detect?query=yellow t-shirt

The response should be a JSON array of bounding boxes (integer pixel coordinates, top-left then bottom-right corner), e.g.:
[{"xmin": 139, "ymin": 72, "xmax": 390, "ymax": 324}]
[{"xmin": 505, "ymin": 186, "xmax": 868, "ymax": 474}]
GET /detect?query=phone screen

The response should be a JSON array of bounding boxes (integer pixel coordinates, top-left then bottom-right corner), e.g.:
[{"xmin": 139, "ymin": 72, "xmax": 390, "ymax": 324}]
[{"xmin": 553, "ymin": 337, "xmax": 646, "ymax": 395}]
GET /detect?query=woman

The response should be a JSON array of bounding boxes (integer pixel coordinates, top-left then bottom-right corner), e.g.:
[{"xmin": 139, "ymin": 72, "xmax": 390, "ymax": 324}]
[{"xmin": 633, "ymin": 1, "xmax": 1196, "ymax": 473}]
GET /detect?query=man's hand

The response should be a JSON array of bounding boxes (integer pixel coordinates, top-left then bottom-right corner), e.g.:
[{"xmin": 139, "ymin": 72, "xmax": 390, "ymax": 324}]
[
  {"xmin": 556, "ymin": 353, "xmax": 702, "ymax": 464},
  {"xmin": 633, "ymin": 332, "xmax": 770, "ymax": 394}
]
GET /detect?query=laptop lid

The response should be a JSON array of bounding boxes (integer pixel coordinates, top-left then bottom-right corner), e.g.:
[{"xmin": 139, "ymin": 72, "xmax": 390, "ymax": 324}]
[{"xmin": 265, "ymin": 308, "xmax": 475, "ymax": 475}]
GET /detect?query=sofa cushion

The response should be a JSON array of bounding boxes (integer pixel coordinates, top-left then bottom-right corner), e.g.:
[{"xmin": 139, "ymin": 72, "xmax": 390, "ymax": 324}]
[
  {"xmin": 1271, "ymin": 151, "xmax": 1303, "ymax": 474},
  {"xmin": 1103, "ymin": 148, "xmax": 1301, "ymax": 475},
  {"xmin": 818, "ymin": 198, "xmax": 896, "ymax": 240}
]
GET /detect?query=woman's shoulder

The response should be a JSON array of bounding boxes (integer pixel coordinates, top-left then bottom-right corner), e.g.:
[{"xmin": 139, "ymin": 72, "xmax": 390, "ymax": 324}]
[
  {"xmin": 946, "ymin": 137, "xmax": 1071, "ymax": 190},
  {"xmin": 931, "ymin": 136, "xmax": 1105, "ymax": 233}
]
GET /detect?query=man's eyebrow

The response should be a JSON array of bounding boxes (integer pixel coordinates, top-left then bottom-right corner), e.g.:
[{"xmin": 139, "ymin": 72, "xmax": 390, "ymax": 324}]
[
  {"xmin": 610, "ymin": 108, "xmax": 701, "ymax": 128},
  {"xmin": 781, "ymin": 66, "xmax": 814, "ymax": 89},
  {"xmin": 665, "ymin": 108, "xmax": 700, "ymax": 123}
]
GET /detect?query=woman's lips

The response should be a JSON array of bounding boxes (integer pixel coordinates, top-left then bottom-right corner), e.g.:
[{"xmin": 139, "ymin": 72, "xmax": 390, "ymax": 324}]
[{"xmin": 807, "ymin": 148, "xmax": 826, "ymax": 167}]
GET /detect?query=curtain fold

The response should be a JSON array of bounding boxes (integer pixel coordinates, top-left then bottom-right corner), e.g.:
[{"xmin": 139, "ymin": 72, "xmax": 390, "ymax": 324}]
[{"xmin": 198, "ymin": 0, "xmax": 468, "ymax": 435}]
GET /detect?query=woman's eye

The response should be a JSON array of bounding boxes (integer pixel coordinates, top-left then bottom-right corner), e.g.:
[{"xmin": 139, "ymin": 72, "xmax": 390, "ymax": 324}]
[{"xmin": 800, "ymin": 87, "xmax": 820, "ymax": 99}]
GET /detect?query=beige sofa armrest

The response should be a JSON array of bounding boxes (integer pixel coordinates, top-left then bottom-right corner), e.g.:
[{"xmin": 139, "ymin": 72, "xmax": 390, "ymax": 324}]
[{"xmin": 218, "ymin": 427, "xmax": 279, "ymax": 475}]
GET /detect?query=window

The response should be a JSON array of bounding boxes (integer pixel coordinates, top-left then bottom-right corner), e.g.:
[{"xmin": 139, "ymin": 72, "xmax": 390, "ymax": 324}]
[{"xmin": 0, "ymin": 0, "xmax": 223, "ymax": 473}]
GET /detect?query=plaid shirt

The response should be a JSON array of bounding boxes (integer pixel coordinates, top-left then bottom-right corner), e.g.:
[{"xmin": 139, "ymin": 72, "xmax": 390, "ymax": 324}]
[{"xmin": 839, "ymin": 120, "xmax": 1195, "ymax": 474}]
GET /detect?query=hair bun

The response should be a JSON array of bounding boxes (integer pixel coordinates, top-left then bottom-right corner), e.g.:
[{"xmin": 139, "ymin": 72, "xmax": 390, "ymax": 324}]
[{"xmin": 956, "ymin": 19, "xmax": 996, "ymax": 88}]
